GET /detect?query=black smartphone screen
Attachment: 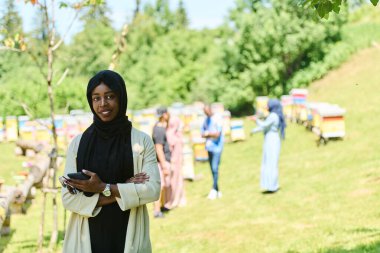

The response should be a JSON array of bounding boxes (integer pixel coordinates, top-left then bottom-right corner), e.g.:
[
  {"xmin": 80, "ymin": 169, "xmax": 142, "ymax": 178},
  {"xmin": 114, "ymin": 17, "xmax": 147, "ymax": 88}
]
[{"xmin": 67, "ymin": 172, "xmax": 90, "ymax": 180}]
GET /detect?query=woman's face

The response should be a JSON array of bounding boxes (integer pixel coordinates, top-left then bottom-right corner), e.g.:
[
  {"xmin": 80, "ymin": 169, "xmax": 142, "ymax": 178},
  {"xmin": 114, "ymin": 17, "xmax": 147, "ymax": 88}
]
[{"xmin": 91, "ymin": 83, "xmax": 119, "ymax": 122}]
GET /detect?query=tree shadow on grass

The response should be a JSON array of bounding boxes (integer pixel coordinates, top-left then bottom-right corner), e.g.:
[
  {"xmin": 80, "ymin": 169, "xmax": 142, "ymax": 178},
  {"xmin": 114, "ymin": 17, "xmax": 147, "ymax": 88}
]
[
  {"xmin": 0, "ymin": 229, "xmax": 14, "ymax": 253},
  {"xmin": 320, "ymin": 239, "xmax": 380, "ymax": 253},
  {"xmin": 286, "ymin": 228, "xmax": 380, "ymax": 253},
  {"xmin": 318, "ymin": 228, "xmax": 380, "ymax": 253}
]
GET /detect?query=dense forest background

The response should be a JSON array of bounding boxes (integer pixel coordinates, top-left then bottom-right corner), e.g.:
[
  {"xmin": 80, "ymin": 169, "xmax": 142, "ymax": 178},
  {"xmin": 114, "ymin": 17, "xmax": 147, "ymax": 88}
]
[{"xmin": 1, "ymin": 0, "xmax": 380, "ymax": 116}]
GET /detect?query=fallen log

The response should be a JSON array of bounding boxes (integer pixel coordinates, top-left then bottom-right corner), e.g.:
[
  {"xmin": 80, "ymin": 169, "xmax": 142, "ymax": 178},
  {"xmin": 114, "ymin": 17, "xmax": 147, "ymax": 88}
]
[
  {"xmin": 15, "ymin": 140, "xmax": 46, "ymax": 156},
  {"xmin": 0, "ymin": 186, "xmax": 17, "ymax": 236}
]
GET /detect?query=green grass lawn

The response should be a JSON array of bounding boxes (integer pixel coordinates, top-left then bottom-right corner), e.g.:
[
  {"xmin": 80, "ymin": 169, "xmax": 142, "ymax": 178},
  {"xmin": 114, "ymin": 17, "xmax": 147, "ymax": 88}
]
[
  {"xmin": 1, "ymin": 47, "xmax": 380, "ymax": 252},
  {"xmin": 0, "ymin": 143, "xmax": 27, "ymax": 186}
]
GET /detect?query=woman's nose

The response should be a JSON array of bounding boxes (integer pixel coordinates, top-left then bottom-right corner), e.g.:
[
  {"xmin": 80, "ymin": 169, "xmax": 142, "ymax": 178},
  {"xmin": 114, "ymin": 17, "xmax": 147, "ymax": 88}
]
[{"xmin": 100, "ymin": 97, "xmax": 108, "ymax": 106}]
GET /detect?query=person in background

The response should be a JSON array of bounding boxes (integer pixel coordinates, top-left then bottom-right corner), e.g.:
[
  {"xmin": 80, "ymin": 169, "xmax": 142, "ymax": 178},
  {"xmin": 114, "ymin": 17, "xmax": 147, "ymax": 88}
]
[
  {"xmin": 201, "ymin": 104, "xmax": 224, "ymax": 200},
  {"xmin": 166, "ymin": 116, "xmax": 186, "ymax": 208},
  {"xmin": 251, "ymin": 98, "xmax": 286, "ymax": 193},
  {"xmin": 152, "ymin": 107, "xmax": 171, "ymax": 217}
]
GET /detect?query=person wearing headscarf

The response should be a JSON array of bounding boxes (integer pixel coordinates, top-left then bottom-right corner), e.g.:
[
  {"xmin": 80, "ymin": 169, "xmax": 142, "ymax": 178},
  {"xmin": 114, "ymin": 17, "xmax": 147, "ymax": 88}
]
[
  {"xmin": 252, "ymin": 98, "xmax": 286, "ymax": 193},
  {"xmin": 166, "ymin": 116, "xmax": 186, "ymax": 208},
  {"xmin": 61, "ymin": 70, "xmax": 160, "ymax": 253}
]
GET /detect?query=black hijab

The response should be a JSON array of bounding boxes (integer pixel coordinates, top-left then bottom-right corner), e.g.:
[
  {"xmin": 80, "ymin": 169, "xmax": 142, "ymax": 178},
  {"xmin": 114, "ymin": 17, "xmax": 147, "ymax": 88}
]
[
  {"xmin": 77, "ymin": 70, "xmax": 134, "ymax": 253},
  {"xmin": 76, "ymin": 69, "xmax": 134, "ymax": 195}
]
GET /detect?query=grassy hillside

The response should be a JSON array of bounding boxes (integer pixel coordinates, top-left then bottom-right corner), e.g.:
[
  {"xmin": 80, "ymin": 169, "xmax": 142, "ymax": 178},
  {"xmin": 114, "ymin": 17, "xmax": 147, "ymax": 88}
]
[
  {"xmin": 1, "ymin": 45, "xmax": 380, "ymax": 253},
  {"xmin": 149, "ymin": 47, "xmax": 380, "ymax": 252}
]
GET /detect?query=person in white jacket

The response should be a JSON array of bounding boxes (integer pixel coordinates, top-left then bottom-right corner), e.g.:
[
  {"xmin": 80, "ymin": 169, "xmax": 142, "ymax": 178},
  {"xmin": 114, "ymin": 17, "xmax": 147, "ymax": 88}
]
[{"xmin": 60, "ymin": 70, "xmax": 160, "ymax": 253}]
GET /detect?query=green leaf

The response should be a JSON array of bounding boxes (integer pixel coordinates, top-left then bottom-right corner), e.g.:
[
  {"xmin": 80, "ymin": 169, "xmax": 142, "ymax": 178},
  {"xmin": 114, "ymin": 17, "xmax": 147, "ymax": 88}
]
[
  {"xmin": 59, "ymin": 2, "xmax": 68, "ymax": 8},
  {"xmin": 325, "ymin": 1, "xmax": 333, "ymax": 13},
  {"xmin": 332, "ymin": 4, "xmax": 340, "ymax": 13},
  {"xmin": 317, "ymin": 3, "xmax": 326, "ymax": 18},
  {"xmin": 370, "ymin": 0, "xmax": 379, "ymax": 6}
]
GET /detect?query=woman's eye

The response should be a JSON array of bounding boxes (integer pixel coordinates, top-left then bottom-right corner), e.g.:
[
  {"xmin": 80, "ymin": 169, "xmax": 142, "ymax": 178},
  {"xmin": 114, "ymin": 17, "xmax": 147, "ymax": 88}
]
[
  {"xmin": 92, "ymin": 97, "xmax": 100, "ymax": 102},
  {"xmin": 106, "ymin": 95, "xmax": 115, "ymax": 100}
]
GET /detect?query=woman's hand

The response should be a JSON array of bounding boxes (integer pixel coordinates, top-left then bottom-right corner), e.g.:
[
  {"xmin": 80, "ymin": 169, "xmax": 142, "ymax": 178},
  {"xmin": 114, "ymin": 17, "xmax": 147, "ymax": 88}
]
[
  {"xmin": 67, "ymin": 170, "xmax": 105, "ymax": 193},
  {"xmin": 126, "ymin": 172, "xmax": 150, "ymax": 184},
  {"xmin": 161, "ymin": 163, "xmax": 170, "ymax": 176}
]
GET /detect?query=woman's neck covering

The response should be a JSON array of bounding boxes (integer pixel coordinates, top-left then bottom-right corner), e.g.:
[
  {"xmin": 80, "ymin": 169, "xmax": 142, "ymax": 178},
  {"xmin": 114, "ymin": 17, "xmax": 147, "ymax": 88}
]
[
  {"xmin": 268, "ymin": 99, "xmax": 286, "ymax": 139},
  {"xmin": 166, "ymin": 116, "xmax": 183, "ymax": 147}
]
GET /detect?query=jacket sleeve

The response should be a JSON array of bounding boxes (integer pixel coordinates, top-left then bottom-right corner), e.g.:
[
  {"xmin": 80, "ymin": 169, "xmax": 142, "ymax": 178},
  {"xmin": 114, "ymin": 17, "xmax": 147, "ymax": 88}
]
[
  {"xmin": 252, "ymin": 113, "xmax": 276, "ymax": 133},
  {"xmin": 115, "ymin": 134, "xmax": 161, "ymax": 211},
  {"xmin": 61, "ymin": 135, "xmax": 101, "ymax": 218}
]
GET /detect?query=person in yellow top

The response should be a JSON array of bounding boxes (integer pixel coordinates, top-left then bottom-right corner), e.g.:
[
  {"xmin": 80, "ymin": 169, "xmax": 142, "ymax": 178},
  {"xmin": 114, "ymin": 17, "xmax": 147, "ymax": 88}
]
[{"xmin": 60, "ymin": 70, "xmax": 160, "ymax": 253}]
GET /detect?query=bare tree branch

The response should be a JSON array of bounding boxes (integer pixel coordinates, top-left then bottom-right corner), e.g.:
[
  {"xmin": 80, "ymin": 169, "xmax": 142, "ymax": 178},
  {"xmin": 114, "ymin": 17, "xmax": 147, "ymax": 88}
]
[
  {"xmin": 0, "ymin": 46, "xmax": 22, "ymax": 52},
  {"xmin": 109, "ymin": 24, "xmax": 129, "ymax": 70},
  {"xmin": 55, "ymin": 68, "xmax": 69, "ymax": 87},
  {"xmin": 19, "ymin": 101, "xmax": 35, "ymax": 119},
  {"xmin": 52, "ymin": 11, "xmax": 80, "ymax": 51},
  {"xmin": 26, "ymin": 50, "xmax": 46, "ymax": 79}
]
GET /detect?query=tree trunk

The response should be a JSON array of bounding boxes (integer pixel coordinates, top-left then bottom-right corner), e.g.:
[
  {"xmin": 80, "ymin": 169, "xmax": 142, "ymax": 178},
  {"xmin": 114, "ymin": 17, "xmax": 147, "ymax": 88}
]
[{"xmin": 38, "ymin": 172, "xmax": 49, "ymax": 252}]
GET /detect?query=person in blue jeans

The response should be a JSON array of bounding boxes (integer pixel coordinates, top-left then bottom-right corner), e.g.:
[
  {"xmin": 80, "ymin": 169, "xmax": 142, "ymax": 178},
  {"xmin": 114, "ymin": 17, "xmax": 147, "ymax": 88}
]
[{"xmin": 201, "ymin": 105, "xmax": 224, "ymax": 200}]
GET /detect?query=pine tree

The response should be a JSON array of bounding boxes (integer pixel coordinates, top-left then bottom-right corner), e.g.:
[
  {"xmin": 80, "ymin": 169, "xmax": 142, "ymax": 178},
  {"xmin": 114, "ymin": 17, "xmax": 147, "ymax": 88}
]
[
  {"xmin": 176, "ymin": 0, "xmax": 189, "ymax": 28},
  {"xmin": 0, "ymin": 0, "xmax": 23, "ymax": 41}
]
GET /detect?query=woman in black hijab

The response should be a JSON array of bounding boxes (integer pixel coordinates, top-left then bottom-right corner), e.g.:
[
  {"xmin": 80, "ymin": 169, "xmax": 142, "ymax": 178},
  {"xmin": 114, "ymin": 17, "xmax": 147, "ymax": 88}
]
[{"xmin": 61, "ymin": 70, "xmax": 161, "ymax": 253}]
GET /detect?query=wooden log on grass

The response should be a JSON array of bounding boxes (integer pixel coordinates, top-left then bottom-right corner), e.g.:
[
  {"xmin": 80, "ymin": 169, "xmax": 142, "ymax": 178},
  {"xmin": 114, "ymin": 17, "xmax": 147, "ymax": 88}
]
[
  {"xmin": 15, "ymin": 140, "xmax": 45, "ymax": 156},
  {"xmin": 0, "ymin": 186, "xmax": 17, "ymax": 236},
  {"xmin": 10, "ymin": 153, "xmax": 63, "ymax": 214},
  {"xmin": 30, "ymin": 154, "xmax": 51, "ymax": 186}
]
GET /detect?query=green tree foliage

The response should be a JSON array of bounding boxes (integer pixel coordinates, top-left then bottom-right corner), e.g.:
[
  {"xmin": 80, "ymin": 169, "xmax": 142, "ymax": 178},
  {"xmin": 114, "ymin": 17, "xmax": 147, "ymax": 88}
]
[
  {"xmin": 0, "ymin": 0, "xmax": 23, "ymax": 40},
  {"xmin": 1, "ymin": 0, "xmax": 380, "ymax": 117},
  {"xmin": 66, "ymin": 4, "xmax": 115, "ymax": 76},
  {"xmin": 301, "ymin": 0, "xmax": 379, "ymax": 18},
  {"xmin": 0, "ymin": 0, "xmax": 24, "ymax": 76},
  {"xmin": 176, "ymin": 0, "xmax": 189, "ymax": 28},
  {"xmin": 216, "ymin": 0, "xmax": 348, "ymax": 113}
]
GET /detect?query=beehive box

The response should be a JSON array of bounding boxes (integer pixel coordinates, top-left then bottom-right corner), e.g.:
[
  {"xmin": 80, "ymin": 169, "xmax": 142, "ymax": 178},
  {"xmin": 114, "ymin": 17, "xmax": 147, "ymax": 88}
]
[
  {"xmin": 255, "ymin": 96, "xmax": 269, "ymax": 118},
  {"xmin": 222, "ymin": 111, "xmax": 231, "ymax": 137},
  {"xmin": 18, "ymin": 116, "xmax": 35, "ymax": 141},
  {"xmin": 192, "ymin": 137, "xmax": 208, "ymax": 162},
  {"xmin": 281, "ymin": 95, "xmax": 293, "ymax": 120},
  {"xmin": 0, "ymin": 117, "xmax": 4, "ymax": 142},
  {"xmin": 182, "ymin": 138, "xmax": 195, "ymax": 180},
  {"xmin": 290, "ymin": 89, "xmax": 308, "ymax": 122},
  {"xmin": 230, "ymin": 120, "xmax": 245, "ymax": 142},
  {"xmin": 315, "ymin": 105, "xmax": 346, "ymax": 139},
  {"xmin": 5, "ymin": 116, "xmax": 18, "ymax": 141}
]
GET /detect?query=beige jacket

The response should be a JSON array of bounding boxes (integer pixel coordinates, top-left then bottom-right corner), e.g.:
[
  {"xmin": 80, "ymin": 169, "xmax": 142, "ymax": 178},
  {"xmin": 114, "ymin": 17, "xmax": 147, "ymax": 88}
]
[{"xmin": 62, "ymin": 127, "xmax": 160, "ymax": 253}]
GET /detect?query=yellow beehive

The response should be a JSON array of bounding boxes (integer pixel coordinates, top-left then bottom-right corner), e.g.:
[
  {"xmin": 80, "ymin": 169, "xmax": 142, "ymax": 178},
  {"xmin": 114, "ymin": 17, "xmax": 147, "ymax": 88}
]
[
  {"xmin": 182, "ymin": 137, "xmax": 195, "ymax": 180},
  {"xmin": 5, "ymin": 116, "xmax": 18, "ymax": 141},
  {"xmin": 0, "ymin": 117, "xmax": 4, "ymax": 142},
  {"xmin": 192, "ymin": 138, "xmax": 208, "ymax": 162},
  {"xmin": 316, "ymin": 105, "xmax": 346, "ymax": 139},
  {"xmin": 255, "ymin": 96, "xmax": 269, "ymax": 117},
  {"xmin": 18, "ymin": 116, "xmax": 36, "ymax": 141},
  {"xmin": 223, "ymin": 111, "xmax": 231, "ymax": 136},
  {"xmin": 299, "ymin": 105, "xmax": 308, "ymax": 122},
  {"xmin": 320, "ymin": 117, "xmax": 345, "ymax": 137},
  {"xmin": 230, "ymin": 120, "xmax": 245, "ymax": 142},
  {"xmin": 281, "ymin": 95, "xmax": 293, "ymax": 120}
]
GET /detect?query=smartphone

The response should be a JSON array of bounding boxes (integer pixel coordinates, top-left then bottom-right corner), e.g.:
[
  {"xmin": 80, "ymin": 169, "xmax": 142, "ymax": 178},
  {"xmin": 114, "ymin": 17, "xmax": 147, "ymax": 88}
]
[
  {"xmin": 67, "ymin": 172, "xmax": 90, "ymax": 180},
  {"xmin": 59, "ymin": 176, "xmax": 78, "ymax": 194}
]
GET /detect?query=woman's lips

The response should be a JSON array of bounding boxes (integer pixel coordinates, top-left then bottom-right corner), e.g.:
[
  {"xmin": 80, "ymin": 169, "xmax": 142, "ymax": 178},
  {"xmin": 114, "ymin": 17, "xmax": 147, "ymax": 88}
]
[{"xmin": 100, "ymin": 110, "xmax": 111, "ymax": 116}]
